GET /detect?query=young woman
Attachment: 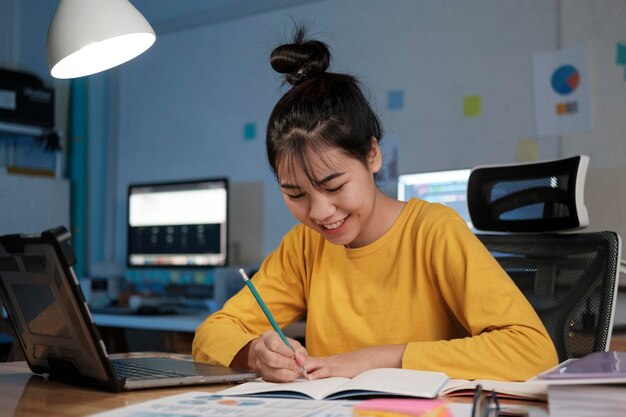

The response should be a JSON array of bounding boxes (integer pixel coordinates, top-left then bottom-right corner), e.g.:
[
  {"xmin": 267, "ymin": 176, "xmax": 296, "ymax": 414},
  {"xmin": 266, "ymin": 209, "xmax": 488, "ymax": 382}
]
[{"xmin": 192, "ymin": 27, "xmax": 557, "ymax": 383}]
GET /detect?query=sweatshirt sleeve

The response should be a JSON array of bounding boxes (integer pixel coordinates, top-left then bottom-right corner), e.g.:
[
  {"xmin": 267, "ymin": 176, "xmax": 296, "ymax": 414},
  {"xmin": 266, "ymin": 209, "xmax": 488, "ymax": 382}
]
[
  {"xmin": 192, "ymin": 227, "xmax": 309, "ymax": 367},
  {"xmin": 402, "ymin": 213, "xmax": 558, "ymax": 381}
]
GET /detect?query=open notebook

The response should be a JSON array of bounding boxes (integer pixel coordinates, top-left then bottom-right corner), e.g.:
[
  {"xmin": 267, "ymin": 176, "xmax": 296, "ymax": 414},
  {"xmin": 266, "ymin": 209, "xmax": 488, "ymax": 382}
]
[
  {"xmin": 0, "ymin": 226, "xmax": 257, "ymax": 392},
  {"xmin": 216, "ymin": 368, "xmax": 549, "ymax": 401},
  {"xmin": 217, "ymin": 368, "xmax": 449, "ymax": 400}
]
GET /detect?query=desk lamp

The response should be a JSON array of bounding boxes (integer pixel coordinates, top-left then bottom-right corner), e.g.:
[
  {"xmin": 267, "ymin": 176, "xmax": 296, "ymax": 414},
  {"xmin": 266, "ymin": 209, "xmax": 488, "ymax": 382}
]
[{"xmin": 47, "ymin": 0, "xmax": 156, "ymax": 79}]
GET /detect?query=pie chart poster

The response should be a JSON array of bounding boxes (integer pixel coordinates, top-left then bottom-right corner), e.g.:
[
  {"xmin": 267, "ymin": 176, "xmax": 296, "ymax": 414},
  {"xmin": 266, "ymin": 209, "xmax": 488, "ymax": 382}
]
[{"xmin": 533, "ymin": 45, "xmax": 592, "ymax": 136}]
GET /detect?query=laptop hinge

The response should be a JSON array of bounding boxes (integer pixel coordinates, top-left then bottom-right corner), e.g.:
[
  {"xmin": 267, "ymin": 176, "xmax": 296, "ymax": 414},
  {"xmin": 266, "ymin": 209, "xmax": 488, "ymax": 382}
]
[
  {"xmin": 46, "ymin": 355, "xmax": 84, "ymax": 384},
  {"xmin": 46, "ymin": 355, "xmax": 125, "ymax": 392}
]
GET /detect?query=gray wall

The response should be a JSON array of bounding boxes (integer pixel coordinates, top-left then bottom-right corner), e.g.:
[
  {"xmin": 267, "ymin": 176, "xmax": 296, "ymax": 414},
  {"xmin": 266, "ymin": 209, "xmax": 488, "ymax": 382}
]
[
  {"xmin": 112, "ymin": 0, "xmax": 626, "ymax": 262},
  {"xmin": 2, "ymin": 1, "xmax": 625, "ymax": 286}
]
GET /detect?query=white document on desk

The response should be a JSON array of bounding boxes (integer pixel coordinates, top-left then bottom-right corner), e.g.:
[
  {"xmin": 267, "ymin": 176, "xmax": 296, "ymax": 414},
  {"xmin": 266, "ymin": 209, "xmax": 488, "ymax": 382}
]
[
  {"xmin": 86, "ymin": 391, "xmax": 481, "ymax": 417},
  {"xmin": 87, "ymin": 391, "xmax": 356, "ymax": 417}
]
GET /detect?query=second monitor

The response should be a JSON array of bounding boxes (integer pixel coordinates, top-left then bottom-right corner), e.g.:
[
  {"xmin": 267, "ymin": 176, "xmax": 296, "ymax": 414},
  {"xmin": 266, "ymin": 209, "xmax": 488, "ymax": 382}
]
[
  {"xmin": 127, "ymin": 177, "xmax": 229, "ymax": 268},
  {"xmin": 397, "ymin": 168, "xmax": 472, "ymax": 228}
]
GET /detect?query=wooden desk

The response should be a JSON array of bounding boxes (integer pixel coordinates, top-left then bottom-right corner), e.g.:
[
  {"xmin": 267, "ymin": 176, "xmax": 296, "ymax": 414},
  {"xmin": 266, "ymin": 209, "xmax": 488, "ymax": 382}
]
[
  {"xmin": 0, "ymin": 355, "xmax": 228, "ymax": 417},
  {"xmin": 609, "ymin": 327, "xmax": 626, "ymax": 351},
  {"xmin": 0, "ymin": 355, "xmax": 548, "ymax": 417}
]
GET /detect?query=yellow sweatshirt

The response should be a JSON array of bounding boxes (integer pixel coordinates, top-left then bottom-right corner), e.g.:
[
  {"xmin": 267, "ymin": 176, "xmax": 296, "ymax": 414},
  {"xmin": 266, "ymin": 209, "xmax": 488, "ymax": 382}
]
[{"xmin": 193, "ymin": 198, "xmax": 557, "ymax": 380}]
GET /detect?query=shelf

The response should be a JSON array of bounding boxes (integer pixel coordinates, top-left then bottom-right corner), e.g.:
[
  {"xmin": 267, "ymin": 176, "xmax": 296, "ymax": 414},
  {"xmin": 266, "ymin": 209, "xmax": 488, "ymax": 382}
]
[
  {"xmin": 0, "ymin": 121, "xmax": 48, "ymax": 138},
  {"xmin": 0, "ymin": 121, "xmax": 62, "ymax": 178}
]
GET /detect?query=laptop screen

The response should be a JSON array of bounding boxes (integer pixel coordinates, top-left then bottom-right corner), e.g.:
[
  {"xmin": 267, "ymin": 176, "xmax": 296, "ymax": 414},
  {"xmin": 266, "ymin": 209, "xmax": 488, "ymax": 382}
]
[
  {"xmin": 0, "ymin": 228, "xmax": 115, "ymax": 386},
  {"xmin": 0, "ymin": 227, "xmax": 258, "ymax": 392}
]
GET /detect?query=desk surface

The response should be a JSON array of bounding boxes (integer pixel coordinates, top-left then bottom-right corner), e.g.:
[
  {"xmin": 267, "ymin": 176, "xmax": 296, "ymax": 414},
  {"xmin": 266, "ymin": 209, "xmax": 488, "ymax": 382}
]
[
  {"xmin": 0, "ymin": 354, "xmax": 228, "ymax": 417},
  {"xmin": 0, "ymin": 354, "xmax": 549, "ymax": 417}
]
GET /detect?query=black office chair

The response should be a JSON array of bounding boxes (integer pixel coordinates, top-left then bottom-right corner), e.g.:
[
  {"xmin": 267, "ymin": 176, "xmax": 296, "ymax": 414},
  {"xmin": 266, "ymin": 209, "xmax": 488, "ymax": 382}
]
[{"xmin": 467, "ymin": 155, "xmax": 622, "ymax": 362}]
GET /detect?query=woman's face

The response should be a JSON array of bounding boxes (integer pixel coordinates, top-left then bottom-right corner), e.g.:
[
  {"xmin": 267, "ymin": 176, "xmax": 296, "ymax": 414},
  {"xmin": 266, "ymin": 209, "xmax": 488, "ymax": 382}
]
[{"xmin": 277, "ymin": 143, "xmax": 383, "ymax": 248}]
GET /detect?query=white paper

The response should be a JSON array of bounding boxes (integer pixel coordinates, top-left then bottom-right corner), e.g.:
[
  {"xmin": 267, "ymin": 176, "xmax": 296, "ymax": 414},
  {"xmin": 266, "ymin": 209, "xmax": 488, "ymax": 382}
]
[
  {"xmin": 83, "ymin": 390, "xmax": 550, "ymax": 417},
  {"xmin": 87, "ymin": 391, "xmax": 357, "ymax": 417},
  {"xmin": 533, "ymin": 45, "xmax": 593, "ymax": 136}
]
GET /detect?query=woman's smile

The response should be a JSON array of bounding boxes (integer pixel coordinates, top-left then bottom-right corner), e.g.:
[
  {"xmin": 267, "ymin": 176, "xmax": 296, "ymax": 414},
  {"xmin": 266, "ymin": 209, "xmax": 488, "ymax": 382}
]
[{"xmin": 320, "ymin": 215, "xmax": 349, "ymax": 235}]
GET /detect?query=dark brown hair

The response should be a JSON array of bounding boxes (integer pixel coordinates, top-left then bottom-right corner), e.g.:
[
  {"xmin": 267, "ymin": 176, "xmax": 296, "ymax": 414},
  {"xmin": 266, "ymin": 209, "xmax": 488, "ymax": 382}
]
[{"xmin": 266, "ymin": 26, "xmax": 383, "ymax": 186}]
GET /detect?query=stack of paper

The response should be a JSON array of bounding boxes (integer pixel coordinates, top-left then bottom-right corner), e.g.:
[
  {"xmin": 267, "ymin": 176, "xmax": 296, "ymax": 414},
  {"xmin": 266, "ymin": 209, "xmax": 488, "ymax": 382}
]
[
  {"xmin": 532, "ymin": 351, "xmax": 626, "ymax": 417},
  {"xmin": 548, "ymin": 385, "xmax": 626, "ymax": 417}
]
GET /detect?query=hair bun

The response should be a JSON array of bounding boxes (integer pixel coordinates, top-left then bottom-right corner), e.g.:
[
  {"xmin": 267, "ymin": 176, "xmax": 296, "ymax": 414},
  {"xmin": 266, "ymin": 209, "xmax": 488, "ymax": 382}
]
[{"xmin": 270, "ymin": 28, "xmax": 330, "ymax": 86}]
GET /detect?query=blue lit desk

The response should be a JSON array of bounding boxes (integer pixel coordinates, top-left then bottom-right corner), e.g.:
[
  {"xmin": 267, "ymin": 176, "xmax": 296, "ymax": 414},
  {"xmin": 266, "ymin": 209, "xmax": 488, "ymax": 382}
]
[
  {"xmin": 90, "ymin": 313, "xmax": 306, "ymax": 354},
  {"xmin": 90, "ymin": 312, "xmax": 208, "ymax": 354},
  {"xmin": 92, "ymin": 312, "xmax": 208, "ymax": 332}
]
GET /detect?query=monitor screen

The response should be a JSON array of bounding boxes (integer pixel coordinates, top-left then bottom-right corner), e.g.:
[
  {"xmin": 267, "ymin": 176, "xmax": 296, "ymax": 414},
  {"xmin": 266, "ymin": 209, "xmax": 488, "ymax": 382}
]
[
  {"xmin": 397, "ymin": 168, "xmax": 472, "ymax": 227},
  {"xmin": 127, "ymin": 178, "xmax": 228, "ymax": 268}
]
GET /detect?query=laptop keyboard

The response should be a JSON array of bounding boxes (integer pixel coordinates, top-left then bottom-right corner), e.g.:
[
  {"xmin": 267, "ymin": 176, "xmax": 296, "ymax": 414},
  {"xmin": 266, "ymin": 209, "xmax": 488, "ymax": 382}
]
[{"xmin": 112, "ymin": 360, "xmax": 195, "ymax": 380}]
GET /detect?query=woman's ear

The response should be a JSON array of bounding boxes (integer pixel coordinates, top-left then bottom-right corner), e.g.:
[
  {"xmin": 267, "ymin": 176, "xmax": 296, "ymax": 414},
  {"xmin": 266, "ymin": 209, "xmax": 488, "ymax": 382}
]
[{"xmin": 368, "ymin": 137, "xmax": 383, "ymax": 173}]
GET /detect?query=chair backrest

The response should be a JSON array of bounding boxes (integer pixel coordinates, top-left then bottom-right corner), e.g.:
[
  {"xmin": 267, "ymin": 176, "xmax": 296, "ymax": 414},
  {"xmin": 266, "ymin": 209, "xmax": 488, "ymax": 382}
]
[
  {"xmin": 466, "ymin": 155, "xmax": 622, "ymax": 361},
  {"xmin": 477, "ymin": 232, "xmax": 621, "ymax": 362},
  {"xmin": 467, "ymin": 155, "xmax": 589, "ymax": 232}
]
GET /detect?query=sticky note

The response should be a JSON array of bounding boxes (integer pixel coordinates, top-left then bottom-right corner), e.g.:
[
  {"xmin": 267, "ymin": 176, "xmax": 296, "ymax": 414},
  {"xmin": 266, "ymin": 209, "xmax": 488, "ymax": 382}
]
[
  {"xmin": 616, "ymin": 42, "xmax": 626, "ymax": 65},
  {"xmin": 516, "ymin": 138, "xmax": 538, "ymax": 162},
  {"xmin": 463, "ymin": 95, "xmax": 481, "ymax": 117},
  {"xmin": 387, "ymin": 90, "xmax": 404, "ymax": 110},
  {"xmin": 243, "ymin": 122, "xmax": 257, "ymax": 140}
]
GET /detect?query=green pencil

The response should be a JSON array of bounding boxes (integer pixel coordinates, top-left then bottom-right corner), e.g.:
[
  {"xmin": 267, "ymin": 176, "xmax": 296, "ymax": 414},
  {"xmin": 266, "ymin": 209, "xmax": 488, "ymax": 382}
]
[{"xmin": 238, "ymin": 268, "xmax": 308, "ymax": 379}]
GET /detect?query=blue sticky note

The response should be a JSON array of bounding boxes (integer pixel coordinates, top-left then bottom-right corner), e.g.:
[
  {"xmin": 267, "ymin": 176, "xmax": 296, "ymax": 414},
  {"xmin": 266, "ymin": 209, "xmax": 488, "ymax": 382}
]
[
  {"xmin": 243, "ymin": 122, "xmax": 257, "ymax": 140},
  {"xmin": 617, "ymin": 42, "xmax": 626, "ymax": 65},
  {"xmin": 387, "ymin": 90, "xmax": 404, "ymax": 111}
]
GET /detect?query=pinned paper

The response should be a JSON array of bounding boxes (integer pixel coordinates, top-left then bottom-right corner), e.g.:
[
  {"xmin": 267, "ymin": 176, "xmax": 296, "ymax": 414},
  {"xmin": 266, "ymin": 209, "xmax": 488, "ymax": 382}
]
[
  {"xmin": 387, "ymin": 90, "xmax": 404, "ymax": 110},
  {"xmin": 463, "ymin": 95, "xmax": 481, "ymax": 117},
  {"xmin": 516, "ymin": 138, "xmax": 538, "ymax": 162},
  {"xmin": 532, "ymin": 46, "xmax": 592, "ymax": 136}
]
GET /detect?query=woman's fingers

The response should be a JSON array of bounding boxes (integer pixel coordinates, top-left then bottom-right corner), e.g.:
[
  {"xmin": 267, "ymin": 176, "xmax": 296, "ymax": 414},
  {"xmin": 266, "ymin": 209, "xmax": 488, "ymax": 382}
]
[{"xmin": 253, "ymin": 330, "xmax": 308, "ymax": 381}]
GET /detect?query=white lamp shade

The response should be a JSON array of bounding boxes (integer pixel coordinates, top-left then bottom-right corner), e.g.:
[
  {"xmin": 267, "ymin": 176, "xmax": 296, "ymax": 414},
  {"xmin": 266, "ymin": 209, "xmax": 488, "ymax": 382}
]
[{"xmin": 47, "ymin": 0, "xmax": 156, "ymax": 79}]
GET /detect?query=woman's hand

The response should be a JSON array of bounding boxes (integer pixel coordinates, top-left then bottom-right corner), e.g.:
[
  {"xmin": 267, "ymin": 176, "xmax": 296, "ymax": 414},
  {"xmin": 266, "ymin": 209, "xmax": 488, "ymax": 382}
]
[
  {"xmin": 248, "ymin": 330, "xmax": 309, "ymax": 382},
  {"xmin": 303, "ymin": 344, "xmax": 406, "ymax": 379}
]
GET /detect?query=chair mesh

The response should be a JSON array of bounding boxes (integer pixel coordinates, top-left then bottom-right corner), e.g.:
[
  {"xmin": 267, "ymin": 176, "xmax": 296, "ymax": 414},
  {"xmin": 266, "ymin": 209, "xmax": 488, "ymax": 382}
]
[
  {"xmin": 467, "ymin": 156, "xmax": 587, "ymax": 232},
  {"xmin": 478, "ymin": 231, "xmax": 620, "ymax": 362}
]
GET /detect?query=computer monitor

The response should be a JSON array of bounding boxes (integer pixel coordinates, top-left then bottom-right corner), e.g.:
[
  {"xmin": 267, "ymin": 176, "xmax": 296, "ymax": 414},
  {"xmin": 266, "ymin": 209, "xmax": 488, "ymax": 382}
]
[
  {"xmin": 397, "ymin": 168, "xmax": 472, "ymax": 227},
  {"xmin": 127, "ymin": 178, "xmax": 229, "ymax": 268}
]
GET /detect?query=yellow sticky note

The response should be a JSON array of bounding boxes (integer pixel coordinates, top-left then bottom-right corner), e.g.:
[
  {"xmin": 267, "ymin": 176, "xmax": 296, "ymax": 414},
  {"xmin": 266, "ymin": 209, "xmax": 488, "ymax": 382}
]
[
  {"xmin": 516, "ymin": 138, "xmax": 538, "ymax": 162},
  {"xmin": 463, "ymin": 95, "xmax": 481, "ymax": 117}
]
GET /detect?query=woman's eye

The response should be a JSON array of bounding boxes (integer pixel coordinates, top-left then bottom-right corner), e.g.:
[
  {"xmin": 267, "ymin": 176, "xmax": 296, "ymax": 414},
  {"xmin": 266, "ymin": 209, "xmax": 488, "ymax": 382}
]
[
  {"xmin": 287, "ymin": 193, "xmax": 305, "ymax": 200},
  {"xmin": 327, "ymin": 185, "xmax": 344, "ymax": 193}
]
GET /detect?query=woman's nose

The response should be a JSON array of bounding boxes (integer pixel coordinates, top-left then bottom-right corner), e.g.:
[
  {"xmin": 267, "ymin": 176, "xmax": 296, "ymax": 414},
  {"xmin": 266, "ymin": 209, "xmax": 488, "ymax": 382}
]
[{"xmin": 309, "ymin": 194, "xmax": 336, "ymax": 222}]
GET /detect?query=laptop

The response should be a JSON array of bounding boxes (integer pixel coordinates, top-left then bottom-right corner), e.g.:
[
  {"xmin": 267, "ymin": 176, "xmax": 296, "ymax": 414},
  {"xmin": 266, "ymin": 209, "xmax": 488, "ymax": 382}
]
[{"xmin": 0, "ymin": 226, "xmax": 257, "ymax": 392}]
